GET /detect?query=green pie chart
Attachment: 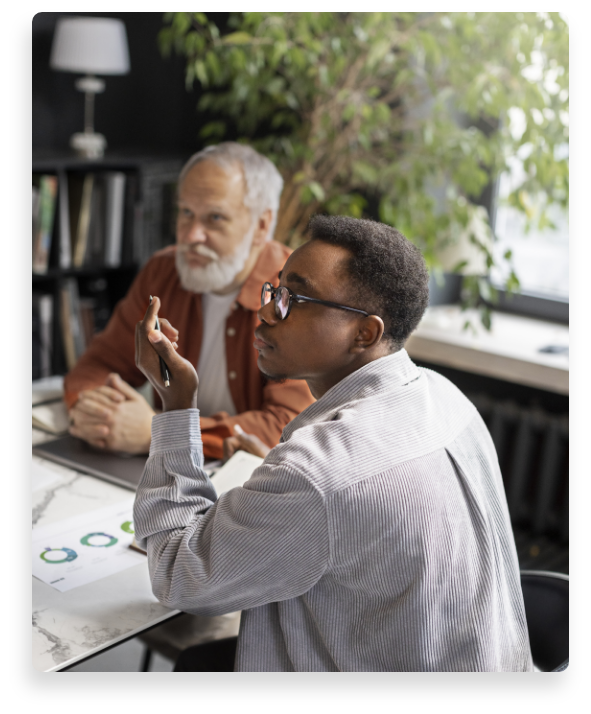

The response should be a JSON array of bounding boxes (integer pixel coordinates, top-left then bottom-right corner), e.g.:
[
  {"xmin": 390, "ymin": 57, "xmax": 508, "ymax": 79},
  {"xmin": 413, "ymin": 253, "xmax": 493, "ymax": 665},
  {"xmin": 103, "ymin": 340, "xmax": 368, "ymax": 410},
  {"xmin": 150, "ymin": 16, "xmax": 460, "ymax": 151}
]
[
  {"xmin": 40, "ymin": 547, "xmax": 78, "ymax": 564},
  {"xmin": 80, "ymin": 532, "xmax": 118, "ymax": 547}
]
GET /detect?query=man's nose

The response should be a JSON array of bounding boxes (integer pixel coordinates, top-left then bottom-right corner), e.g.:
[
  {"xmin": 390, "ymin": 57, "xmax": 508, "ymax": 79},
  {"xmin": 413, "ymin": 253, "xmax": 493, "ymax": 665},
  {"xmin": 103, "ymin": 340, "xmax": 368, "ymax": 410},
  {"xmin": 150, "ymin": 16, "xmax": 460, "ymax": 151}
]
[
  {"xmin": 181, "ymin": 221, "xmax": 207, "ymax": 244},
  {"xmin": 257, "ymin": 301, "xmax": 280, "ymax": 326}
]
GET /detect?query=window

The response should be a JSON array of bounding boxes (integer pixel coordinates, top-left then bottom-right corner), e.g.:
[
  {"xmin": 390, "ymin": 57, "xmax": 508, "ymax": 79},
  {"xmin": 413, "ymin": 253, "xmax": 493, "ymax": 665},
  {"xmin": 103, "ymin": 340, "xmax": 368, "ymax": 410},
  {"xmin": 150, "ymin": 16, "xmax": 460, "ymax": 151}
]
[
  {"xmin": 491, "ymin": 150, "xmax": 568, "ymax": 302},
  {"xmin": 489, "ymin": 106, "xmax": 568, "ymax": 323}
]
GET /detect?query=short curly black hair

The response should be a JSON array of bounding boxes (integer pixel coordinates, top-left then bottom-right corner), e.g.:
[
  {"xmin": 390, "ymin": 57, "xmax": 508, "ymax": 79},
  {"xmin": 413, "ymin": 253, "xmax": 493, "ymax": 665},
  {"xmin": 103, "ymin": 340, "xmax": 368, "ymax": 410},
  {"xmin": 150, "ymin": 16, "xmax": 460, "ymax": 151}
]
[{"xmin": 307, "ymin": 215, "xmax": 429, "ymax": 350}]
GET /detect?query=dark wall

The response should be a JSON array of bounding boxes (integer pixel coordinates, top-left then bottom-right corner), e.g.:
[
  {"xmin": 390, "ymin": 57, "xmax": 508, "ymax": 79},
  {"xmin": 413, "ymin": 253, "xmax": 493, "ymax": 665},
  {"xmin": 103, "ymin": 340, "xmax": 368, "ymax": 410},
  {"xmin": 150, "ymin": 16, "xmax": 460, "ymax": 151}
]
[{"xmin": 33, "ymin": 12, "xmax": 209, "ymax": 156}]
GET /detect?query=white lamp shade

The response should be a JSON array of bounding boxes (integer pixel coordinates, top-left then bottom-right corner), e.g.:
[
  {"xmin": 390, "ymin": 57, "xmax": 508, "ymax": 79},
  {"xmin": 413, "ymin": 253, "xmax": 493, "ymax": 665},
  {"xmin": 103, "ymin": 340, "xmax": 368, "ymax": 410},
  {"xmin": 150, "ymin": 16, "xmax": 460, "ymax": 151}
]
[{"xmin": 50, "ymin": 16, "xmax": 130, "ymax": 75}]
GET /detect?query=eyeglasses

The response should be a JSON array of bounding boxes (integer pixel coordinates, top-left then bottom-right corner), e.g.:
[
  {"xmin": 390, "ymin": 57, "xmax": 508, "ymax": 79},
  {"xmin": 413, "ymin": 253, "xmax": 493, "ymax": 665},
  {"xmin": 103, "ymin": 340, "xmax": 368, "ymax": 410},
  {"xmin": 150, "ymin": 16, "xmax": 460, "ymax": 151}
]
[{"xmin": 261, "ymin": 282, "xmax": 370, "ymax": 321}]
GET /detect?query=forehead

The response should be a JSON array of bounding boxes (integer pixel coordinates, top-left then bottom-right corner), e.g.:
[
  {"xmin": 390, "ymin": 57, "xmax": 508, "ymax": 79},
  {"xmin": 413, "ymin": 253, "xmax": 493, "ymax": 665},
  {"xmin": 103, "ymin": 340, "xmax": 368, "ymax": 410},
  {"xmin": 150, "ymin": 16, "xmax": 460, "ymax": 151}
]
[
  {"xmin": 178, "ymin": 159, "xmax": 247, "ymax": 209},
  {"xmin": 282, "ymin": 241, "xmax": 352, "ymax": 296}
]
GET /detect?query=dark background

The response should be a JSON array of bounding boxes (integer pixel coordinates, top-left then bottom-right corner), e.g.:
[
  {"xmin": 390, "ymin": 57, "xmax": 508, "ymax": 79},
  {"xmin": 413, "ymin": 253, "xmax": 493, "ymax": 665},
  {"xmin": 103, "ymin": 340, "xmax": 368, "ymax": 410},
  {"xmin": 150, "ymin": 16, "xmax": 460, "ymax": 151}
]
[{"xmin": 32, "ymin": 12, "xmax": 222, "ymax": 156}]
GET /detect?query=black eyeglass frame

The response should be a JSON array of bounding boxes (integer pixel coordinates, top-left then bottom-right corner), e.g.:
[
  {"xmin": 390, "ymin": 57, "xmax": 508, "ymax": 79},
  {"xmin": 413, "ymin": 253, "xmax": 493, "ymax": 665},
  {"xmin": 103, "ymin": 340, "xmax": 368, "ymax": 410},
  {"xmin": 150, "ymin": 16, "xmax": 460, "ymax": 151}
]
[{"xmin": 261, "ymin": 282, "xmax": 370, "ymax": 320}]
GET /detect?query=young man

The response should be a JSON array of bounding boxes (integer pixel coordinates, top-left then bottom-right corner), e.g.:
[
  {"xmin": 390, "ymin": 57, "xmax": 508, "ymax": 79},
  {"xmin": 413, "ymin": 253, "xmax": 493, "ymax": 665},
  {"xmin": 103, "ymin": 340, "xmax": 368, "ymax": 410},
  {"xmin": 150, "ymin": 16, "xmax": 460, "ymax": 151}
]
[
  {"xmin": 133, "ymin": 215, "xmax": 533, "ymax": 672},
  {"xmin": 65, "ymin": 142, "xmax": 314, "ymax": 459}
]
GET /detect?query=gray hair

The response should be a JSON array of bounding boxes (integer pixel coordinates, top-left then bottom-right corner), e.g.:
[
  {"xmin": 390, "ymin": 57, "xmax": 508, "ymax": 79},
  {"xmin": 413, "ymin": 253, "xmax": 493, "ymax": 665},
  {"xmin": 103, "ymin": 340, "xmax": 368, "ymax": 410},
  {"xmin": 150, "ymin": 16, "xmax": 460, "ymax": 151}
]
[{"xmin": 178, "ymin": 142, "xmax": 284, "ymax": 240}]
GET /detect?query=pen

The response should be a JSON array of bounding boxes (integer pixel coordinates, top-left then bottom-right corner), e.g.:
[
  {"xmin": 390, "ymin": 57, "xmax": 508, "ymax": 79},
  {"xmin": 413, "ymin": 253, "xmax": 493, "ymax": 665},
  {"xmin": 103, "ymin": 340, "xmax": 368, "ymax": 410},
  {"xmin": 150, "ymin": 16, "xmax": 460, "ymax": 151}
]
[{"xmin": 150, "ymin": 295, "xmax": 171, "ymax": 387}]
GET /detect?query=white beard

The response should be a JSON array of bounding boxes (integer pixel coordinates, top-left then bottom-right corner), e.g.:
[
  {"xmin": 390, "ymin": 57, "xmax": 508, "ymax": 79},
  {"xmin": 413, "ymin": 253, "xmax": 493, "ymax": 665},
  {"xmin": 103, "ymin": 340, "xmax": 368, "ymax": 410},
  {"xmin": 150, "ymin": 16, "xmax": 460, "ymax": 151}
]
[{"xmin": 175, "ymin": 225, "xmax": 255, "ymax": 294}]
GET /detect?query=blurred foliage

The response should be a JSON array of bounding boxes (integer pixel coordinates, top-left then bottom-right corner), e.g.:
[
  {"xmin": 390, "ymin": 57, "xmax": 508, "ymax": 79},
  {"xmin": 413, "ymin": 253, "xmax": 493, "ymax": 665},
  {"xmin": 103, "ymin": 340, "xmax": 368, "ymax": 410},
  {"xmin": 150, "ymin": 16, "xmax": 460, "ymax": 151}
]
[{"xmin": 159, "ymin": 12, "xmax": 568, "ymax": 327}]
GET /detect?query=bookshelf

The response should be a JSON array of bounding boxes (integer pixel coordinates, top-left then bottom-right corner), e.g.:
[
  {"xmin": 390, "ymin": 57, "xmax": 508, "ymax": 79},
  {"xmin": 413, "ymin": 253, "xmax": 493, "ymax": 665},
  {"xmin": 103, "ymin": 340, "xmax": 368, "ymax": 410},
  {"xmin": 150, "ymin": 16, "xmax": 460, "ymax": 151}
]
[{"xmin": 32, "ymin": 151, "xmax": 183, "ymax": 379}]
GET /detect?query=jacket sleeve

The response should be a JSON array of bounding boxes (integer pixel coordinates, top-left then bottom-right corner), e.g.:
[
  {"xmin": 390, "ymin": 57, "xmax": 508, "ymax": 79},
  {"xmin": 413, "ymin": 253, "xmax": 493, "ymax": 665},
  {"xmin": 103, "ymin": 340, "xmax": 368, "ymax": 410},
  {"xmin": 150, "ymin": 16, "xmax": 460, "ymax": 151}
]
[
  {"xmin": 63, "ymin": 261, "xmax": 154, "ymax": 409},
  {"xmin": 133, "ymin": 410, "xmax": 329, "ymax": 616}
]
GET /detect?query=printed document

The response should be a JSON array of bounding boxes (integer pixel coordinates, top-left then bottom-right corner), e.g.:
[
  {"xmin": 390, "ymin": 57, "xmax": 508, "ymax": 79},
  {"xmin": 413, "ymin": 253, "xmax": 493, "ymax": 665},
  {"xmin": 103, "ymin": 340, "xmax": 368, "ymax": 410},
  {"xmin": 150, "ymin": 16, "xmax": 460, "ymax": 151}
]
[{"xmin": 32, "ymin": 498, "xmax": 144, "ymax": 592}]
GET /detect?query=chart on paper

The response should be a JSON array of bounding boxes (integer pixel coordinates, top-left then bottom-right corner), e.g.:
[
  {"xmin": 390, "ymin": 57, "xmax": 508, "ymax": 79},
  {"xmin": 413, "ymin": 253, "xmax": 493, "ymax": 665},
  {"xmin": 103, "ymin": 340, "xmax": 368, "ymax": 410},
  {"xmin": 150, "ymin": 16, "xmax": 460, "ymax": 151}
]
[{"xmin": 32, "ymin": 498, "xmax": 145, "ymax": 592}]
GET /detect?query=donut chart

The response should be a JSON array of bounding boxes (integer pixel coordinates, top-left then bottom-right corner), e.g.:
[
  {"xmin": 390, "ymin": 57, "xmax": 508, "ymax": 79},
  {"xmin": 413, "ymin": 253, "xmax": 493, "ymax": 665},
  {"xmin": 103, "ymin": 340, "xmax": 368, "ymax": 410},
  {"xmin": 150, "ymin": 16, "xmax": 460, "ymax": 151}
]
[
  {"xmin": 80, "ymin": 532, "xmax": 118, "ymax": 547},
  {"xmin": 120, "ymin": 520, "xmax": 134, "ymax": 534},
  {"xmin": 40, "ymin": 547, "xmax": 78, "ymax": 564}
]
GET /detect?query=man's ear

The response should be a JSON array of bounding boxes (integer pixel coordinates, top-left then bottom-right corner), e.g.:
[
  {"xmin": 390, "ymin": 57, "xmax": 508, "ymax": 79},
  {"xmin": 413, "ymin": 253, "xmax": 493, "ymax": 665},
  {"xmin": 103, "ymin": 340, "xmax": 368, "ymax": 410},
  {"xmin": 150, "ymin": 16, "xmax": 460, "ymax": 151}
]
[
  {"xmin": 251, "ymin": 209, "xmax": 273, "ymax": 246},
  {"xmin": 350, "ymin": 315, "xmax": 385, "ymax": 354}
]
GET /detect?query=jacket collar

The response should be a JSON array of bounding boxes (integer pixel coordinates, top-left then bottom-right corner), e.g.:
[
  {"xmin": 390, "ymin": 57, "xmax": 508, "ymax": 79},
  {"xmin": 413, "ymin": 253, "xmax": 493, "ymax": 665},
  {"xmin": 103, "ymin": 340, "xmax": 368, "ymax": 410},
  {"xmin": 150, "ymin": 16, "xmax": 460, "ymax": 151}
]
[{"xmin": 281, "ymin": 349, "xmax": 421, "ymax": 442}]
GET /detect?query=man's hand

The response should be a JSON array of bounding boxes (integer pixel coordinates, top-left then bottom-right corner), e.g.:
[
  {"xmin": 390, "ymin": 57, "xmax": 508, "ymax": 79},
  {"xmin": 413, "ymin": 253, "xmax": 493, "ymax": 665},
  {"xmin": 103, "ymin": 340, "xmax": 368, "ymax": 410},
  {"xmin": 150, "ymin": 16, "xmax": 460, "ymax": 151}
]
[
  {"xmin": 223, "ymin": 424, "xmax": 271, "ymax": 462},
  {"xmin": 135, "ymin": 295, "xmax": 198, "ymax": 412},
  {"xmin": 69, "ymin": 374, "xmax": 156, "ymax": 454}
]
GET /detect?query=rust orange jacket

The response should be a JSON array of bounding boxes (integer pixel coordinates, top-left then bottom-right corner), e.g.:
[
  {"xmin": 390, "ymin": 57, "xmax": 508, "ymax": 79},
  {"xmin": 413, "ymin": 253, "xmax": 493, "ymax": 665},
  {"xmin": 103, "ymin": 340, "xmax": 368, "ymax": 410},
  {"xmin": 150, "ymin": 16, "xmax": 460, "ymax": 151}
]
[{"xmin": 63, "ymin": 241, "xmax": 315, "ymax": 458}]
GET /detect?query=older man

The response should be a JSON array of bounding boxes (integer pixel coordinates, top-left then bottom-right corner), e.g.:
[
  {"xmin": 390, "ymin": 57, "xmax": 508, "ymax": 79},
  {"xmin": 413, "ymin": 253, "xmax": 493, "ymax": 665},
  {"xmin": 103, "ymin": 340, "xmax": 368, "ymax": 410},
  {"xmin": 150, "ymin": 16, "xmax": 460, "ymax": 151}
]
[
  {"xmin": 133, "ymin": 215, "xmax": 532, "ymax": 672},
  {"xmin": 65, "ymin": 142, "xmax": 314, "ymax": 459}
]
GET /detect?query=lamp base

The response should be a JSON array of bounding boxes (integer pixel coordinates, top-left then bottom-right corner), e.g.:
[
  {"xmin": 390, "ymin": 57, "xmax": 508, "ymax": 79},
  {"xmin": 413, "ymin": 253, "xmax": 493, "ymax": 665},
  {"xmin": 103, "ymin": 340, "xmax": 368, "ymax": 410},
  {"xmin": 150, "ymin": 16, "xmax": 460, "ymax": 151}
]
[{"xmin": 70, "ymin": 131, "xmax": 107, "ymax": 158}]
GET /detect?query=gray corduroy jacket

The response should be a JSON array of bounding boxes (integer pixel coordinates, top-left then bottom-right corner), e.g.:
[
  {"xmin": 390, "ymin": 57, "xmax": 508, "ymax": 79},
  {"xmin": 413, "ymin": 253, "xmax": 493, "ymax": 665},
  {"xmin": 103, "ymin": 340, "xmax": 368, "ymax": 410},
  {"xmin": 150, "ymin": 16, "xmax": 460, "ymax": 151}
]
[{"xmin": 134, "ymin": 350, "xmax": 533, "ymax": 671}]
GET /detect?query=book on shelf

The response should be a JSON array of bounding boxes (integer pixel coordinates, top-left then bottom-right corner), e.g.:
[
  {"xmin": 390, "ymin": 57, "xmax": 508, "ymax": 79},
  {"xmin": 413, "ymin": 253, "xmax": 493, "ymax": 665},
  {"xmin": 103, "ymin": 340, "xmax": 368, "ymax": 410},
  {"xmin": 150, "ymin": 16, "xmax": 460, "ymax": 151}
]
[
  {"xmin": 64, "ymin": 171, "xmax": 127, "ymax": 269},
  {"xmin": 79, "ymin": 297, "xmax": 97, "ymax": 347},
  {"xmin": 57, "ymin": 170, "xmax": 72, "ymax": 269},
  {"xmin": 32, "ymin": 277, "xmax": 111, "ymax": 379},
  {"xmin": 32, "ymin": 295, "xmax": 42, "ymax": 381},
  {"xmin": 73, "ymin": 173, "xmax": 95, "ymax": 268},
  {"xmin": 60, "ymin": 278, "xmax": 86, "ymax": 370},
  {"xmin": 39, "ymin": 294, "xmax": 53, "ymax": 378},
  {"xmin": 32, "ymin": 293, "xmax": 54, "ymax": 379},
  {"xmin": 104, "ymin": 172, "xmax": 126, "ymax": 267},
  {"xmin": 32, "ymin": 175, "xmax": 58, "ymax": 274},
  {"xmin": 87, "ymin": 174, "xmax": 105, "ymax": 267},
  {"xmin": 32, "ymin": 186, "xmax": 41, "ymax": 253}
]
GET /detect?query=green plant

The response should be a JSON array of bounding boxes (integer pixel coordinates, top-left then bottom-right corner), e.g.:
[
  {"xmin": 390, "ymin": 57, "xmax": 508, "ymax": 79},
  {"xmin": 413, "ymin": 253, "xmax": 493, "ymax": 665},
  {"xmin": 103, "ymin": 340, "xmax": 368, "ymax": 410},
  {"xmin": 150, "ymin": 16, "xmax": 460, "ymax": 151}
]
[{"xmin": 159, "ymin": 12, "xmax": 568, "ymax": 327}]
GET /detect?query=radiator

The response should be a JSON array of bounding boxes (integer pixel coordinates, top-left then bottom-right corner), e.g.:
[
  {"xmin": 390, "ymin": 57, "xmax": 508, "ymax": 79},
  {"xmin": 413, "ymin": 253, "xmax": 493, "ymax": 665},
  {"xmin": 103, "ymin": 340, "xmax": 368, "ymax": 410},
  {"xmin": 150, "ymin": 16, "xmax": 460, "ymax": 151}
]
[{"xmin": 467, "ymin": 393, "xmax": 569, "ymax": 544}]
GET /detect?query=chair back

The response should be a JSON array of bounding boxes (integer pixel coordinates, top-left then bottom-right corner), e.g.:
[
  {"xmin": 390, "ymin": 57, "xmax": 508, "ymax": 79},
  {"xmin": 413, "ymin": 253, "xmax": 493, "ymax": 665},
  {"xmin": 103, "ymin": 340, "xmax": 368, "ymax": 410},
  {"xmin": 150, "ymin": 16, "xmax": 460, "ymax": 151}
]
[{"xmin": 520, "ymin": 570, "xmax": 568, "ymax": 671}]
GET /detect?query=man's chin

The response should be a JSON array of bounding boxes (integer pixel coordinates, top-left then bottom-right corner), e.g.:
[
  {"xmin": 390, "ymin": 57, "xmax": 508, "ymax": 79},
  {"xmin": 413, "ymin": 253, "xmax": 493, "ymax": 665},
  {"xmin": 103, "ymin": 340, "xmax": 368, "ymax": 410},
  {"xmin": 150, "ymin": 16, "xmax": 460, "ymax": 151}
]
[{"xmin": 257, "ymin": 356, "xmax": 289, "ymax": 385}]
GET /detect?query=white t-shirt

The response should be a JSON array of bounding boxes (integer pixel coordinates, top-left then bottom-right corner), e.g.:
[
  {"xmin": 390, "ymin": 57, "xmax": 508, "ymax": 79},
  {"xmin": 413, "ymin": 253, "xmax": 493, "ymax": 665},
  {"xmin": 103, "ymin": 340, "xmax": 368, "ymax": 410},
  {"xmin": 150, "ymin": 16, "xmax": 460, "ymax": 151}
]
[{"xmin": 196, "ymin": 289, "xmax": 240, "ymax": 417}]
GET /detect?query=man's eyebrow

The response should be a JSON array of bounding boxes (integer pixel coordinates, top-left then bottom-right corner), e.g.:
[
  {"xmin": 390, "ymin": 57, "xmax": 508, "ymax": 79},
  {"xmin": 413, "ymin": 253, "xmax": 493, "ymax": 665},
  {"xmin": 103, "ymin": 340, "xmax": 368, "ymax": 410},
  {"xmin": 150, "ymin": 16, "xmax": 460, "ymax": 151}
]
[{"xmin": 284, "ymin": 271, "xmax": 314, "ymax": 291}]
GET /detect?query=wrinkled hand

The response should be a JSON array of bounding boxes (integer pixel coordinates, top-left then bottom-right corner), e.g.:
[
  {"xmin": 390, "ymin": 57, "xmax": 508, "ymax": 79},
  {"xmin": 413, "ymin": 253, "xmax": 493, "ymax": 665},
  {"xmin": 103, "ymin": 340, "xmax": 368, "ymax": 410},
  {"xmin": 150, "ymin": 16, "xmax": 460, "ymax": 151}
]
[
  {"xmin": 135, "ymin": 295, "xmax": 198, "ymax": 412},
  {"xmin": 223, "ymin": 424, "xmax": 271, "ymax": 462},
  {"xmin": 69, "ymin": 374, "xmax": 156, "ymax": 454}
]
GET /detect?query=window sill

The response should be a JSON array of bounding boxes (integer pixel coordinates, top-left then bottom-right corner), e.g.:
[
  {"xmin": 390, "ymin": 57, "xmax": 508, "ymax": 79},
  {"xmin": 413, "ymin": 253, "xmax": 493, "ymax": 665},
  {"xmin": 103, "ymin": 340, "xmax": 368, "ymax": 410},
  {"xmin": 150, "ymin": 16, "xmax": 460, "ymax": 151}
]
[{"xmin": 406, "ymin": 305, "xmax": 569, "ymax": 395}]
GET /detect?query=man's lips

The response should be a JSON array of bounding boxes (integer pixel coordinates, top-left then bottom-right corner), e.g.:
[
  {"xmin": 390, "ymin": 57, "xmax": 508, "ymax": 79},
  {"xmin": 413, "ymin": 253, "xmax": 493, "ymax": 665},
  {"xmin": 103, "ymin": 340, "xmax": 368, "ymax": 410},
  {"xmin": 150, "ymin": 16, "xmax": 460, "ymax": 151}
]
[
  {"xmin": 253, "ymin": 330, "xmax": 274, "ymax": 351},
  {"xmin": 183, "ymin": 253, "xmax": 212, "ymax": 268}
]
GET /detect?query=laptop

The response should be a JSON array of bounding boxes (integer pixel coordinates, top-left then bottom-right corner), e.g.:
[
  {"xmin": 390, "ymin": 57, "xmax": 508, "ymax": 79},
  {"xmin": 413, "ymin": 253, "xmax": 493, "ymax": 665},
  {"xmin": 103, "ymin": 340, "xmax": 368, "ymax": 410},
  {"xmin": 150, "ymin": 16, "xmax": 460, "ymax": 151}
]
[{"xmin": 33, "ymin": 435, "xmax": 148, "ymax": 490}]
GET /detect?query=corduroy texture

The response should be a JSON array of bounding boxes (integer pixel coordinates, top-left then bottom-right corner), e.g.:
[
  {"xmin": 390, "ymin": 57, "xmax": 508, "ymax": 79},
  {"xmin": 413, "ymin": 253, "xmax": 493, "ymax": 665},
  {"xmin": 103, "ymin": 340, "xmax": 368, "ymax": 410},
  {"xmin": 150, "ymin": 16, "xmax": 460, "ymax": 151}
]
[{"xmin": 134, "ymin": 350, "xmax": 533, "ymax": 672}]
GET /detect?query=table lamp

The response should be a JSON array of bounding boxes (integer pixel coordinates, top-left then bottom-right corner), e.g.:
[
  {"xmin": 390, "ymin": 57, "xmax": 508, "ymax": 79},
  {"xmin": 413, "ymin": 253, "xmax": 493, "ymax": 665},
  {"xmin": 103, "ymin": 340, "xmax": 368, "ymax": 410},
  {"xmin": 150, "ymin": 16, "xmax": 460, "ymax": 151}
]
[{"xmin": 50, "ymin": 16, "xmax": 130, "ymax": 158}]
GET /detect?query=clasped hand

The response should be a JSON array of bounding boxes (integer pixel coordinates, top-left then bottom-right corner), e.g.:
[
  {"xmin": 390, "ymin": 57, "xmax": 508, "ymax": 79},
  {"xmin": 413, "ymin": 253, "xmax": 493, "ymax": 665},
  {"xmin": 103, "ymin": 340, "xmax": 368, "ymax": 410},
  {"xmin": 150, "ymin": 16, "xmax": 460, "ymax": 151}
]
[
  {"xmin": 135, "ymin": 295, "xmax": 199, "ymax": 412},
  {"xmin": 69, "ymin": 373, "xmax": 155, "ymax": 453}
]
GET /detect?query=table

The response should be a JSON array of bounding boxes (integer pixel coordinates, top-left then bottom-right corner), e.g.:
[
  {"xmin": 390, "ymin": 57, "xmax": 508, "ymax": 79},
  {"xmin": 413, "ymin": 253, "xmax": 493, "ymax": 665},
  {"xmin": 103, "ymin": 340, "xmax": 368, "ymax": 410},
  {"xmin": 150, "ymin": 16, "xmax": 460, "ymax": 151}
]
[{"xmin": 32, "ymin": 428, "xmax": 179, "ymax": 672}]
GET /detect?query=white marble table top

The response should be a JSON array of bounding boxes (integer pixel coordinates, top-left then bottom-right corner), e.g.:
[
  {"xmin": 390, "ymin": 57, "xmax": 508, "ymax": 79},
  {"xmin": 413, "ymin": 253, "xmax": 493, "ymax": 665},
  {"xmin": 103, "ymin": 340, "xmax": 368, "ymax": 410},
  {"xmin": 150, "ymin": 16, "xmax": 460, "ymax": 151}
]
[{"xmin": 32, "ymin": 429, "xmax": 179, "ymax": 672}]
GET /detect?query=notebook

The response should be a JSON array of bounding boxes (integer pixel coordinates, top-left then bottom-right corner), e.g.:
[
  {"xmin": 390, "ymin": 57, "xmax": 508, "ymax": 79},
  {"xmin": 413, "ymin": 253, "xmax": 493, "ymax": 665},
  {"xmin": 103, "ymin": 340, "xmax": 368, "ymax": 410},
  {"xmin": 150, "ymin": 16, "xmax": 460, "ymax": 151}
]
[{"xmin": 32, "ymin": 376, "xmax": 69, "ymax": 436}]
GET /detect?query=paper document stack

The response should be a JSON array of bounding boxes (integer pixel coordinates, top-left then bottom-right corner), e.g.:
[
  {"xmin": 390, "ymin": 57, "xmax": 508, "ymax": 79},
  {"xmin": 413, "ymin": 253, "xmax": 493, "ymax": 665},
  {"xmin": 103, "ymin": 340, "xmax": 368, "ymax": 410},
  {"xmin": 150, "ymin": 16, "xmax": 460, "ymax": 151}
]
[{"xmin": 32, "ymin": 375, "xmax": 69, "ymax": 435}]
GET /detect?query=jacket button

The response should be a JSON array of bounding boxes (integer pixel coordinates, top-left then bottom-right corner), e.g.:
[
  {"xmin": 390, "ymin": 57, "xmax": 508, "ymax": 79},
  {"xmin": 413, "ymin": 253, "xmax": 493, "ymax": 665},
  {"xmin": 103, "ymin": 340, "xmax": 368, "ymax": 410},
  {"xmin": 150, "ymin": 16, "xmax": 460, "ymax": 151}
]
[
  {"xmin": 227, "ymin": 327, "xmax": 236, "ymax": 337},
  {"xmin": 228, "ymin": 371, "xmax": 237, "ymax": 380}
]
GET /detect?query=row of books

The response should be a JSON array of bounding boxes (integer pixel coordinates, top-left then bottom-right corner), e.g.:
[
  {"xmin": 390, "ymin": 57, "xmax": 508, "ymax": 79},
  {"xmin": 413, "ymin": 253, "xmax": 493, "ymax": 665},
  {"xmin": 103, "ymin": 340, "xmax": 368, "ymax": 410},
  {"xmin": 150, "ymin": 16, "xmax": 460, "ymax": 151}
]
[
  {"xmin": 32, "ymin": 170, "xmax": 130, "ymax": 274},
  {"xmin": 32, "ymin": 277, "xmax": 111, "ymax": 378}
]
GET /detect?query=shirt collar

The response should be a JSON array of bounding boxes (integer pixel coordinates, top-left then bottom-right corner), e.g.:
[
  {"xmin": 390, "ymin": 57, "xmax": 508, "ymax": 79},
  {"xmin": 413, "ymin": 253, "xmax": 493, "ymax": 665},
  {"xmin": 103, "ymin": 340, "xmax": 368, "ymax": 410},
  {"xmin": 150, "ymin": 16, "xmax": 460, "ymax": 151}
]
[{"xmin": 281, "ymin": 349, "xmax": 421, "ymax": 442}]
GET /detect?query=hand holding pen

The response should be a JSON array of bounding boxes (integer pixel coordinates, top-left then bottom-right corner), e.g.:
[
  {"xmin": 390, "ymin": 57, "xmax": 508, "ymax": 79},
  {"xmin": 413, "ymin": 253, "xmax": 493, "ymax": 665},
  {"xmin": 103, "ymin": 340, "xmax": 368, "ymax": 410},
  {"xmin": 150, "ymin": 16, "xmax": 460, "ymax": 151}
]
[
  {"xmin": 150, "ymin": 295, "xmax": 171, "ymax": 387},
  {"xmin": 135, "ymin": 296, "xmax": 199, "ymax": 412}
]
